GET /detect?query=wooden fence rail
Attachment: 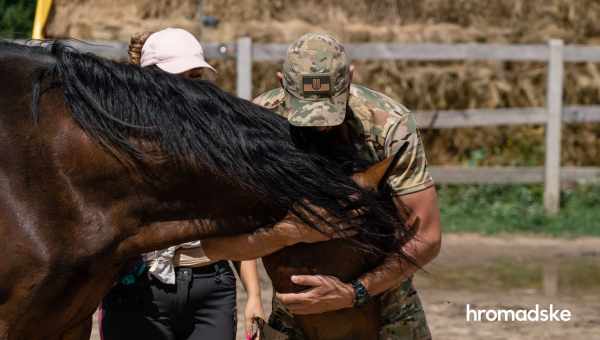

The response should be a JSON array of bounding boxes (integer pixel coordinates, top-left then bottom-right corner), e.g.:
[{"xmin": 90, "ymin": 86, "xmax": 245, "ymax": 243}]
[
  {"xmin": 229, "ymin": 38, "xmax": 600, "ymax": 215},
  {"xmin": 428, "ymin": 166, "xmax": 600, "ymax": 185},
  {"xmin": 13, "ymin": 38, "xmax": 600, "ymax": 213}
]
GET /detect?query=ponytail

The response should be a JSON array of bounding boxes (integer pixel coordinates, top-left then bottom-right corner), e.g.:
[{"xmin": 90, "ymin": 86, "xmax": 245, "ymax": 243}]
[{"xmin": 128, "ymin": 31, "xmax": 154, "ymax": 65}]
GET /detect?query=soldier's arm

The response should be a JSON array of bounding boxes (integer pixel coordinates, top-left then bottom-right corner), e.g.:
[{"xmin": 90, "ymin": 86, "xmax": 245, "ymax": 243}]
[
  {"xmin": 359, "ymin": 111, "xmax": 442, "ymax": 295},
  {"xmin": 358, "ymin": 186, "xmax": 442, "ymax": 295},
  {"xmin": 277, "ymin": 188, "xmax": 441, "ymax": 314}
]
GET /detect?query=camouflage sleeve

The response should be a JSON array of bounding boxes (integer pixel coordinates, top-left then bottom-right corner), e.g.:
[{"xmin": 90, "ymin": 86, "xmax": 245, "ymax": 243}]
[
  {"xmin": 252, "ymin": 92, "xmax": 271, "ymax": 107},
  {"xmin": 252, "ymin": 88, "xmax": 285, "ymax": 109},
  {"xmin": 385, "ymin": 113, "xmax": 434, "ymax": 196}
]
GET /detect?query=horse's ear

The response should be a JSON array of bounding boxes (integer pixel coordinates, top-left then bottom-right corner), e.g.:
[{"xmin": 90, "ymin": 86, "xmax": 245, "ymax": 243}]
[{"xmin": 352, "ymin": 142, "xmax": 408, "ymax": 191}]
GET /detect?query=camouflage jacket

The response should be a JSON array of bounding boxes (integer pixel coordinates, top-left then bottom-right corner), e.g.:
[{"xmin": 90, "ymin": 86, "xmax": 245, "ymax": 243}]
[{"xmin": 253, "ymin": 84, "xmax": 434, "ymax": 195}]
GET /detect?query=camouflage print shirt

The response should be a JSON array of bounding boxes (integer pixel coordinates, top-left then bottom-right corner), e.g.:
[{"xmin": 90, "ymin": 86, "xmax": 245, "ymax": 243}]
[{"xmin": 253, "ymin": 84, "xmax": 434, "ymax": 195}]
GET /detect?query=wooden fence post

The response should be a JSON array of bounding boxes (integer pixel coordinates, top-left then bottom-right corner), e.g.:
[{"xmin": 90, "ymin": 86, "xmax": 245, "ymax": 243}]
[
  {"xmin": 544, "ymin": 39, "xmax": 564, "ymax": 215},
  {"xmin": 236, "ymin": 37, "xmax": 253, "ymax": 100}
]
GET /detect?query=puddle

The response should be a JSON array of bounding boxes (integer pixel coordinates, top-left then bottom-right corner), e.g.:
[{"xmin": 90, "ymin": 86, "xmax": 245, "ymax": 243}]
[{"xmin": 416, "ymin": 255, "xmax": 600, "ymax": 295}]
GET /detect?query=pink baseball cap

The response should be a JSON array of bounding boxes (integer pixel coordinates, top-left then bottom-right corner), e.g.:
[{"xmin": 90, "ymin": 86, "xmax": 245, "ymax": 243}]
[{"xmin": 140, "ymin": 27, "xmax": 215, "ymax": 74}]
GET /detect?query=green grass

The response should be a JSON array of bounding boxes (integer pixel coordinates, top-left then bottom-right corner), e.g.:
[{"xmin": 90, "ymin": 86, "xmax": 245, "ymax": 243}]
[
  {"xmin": 0, "ymin": 0, "xmax": 35, "ymax": 39},
  {"xmin": 437, "ymin": 183, "xmax": 600, "ymax": 236}
]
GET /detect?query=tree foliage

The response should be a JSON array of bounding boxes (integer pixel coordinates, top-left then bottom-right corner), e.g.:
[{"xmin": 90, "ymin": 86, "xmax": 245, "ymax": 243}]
[{"xmin": 0, "ymin": 0, "xmax": 35, "ymax": 38}]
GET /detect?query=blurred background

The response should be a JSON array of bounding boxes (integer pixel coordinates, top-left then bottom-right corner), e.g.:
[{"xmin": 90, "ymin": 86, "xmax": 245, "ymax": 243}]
[{"xmin": 2, "ymin": 1, "xmax": 599, "ymax": 339}]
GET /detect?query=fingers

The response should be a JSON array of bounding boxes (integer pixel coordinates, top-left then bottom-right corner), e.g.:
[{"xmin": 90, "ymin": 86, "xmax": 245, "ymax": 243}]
[
  {"xmin": 277, "ymin": 294, "xmax": 325, "ymax": 315},
  {"xmin": 275, "ymin": 275, "xmax": 354, "ymax": 315},
  {"xmin": 245, "ymin": 312, "xmax": 264, "ymax": 340},
  {"xmin": 276, "ymin": 292, "xmax": 324, "ymax": 315},
  {"xmin": 275, "ymin": 290, "xmax": 314, "ymax": 309},
  {"xmin": 244, "ymin": 320, "xmax": 253, "ymax": 338},
  {"xmin": 275, "ymin": 275, "xmax": 324, "ymax": 306},
  {"xmin": 275, "ymin": 293, "xmax": 308, "ymax": 307},
  {"xmin": 315, "ymin": 223, "xmax": 359, "ymax": 240},
  {"xmin": 291, "ymin": 275, "xmax": 325, "ymax": 287},
  {"xmin": 330, "ymin": 227, "xmax": 359, "ymax": 239},
  {"xmin": 284, "ymin": 303, "xmax": 315, "ymax": 315}
]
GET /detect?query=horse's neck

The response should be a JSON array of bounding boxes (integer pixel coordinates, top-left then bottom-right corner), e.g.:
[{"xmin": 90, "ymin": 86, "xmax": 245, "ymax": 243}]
[
  {"xmin": 30, "ymin": 102, "xmax": 274, "ymax": 257},
  {"xmin": 130, "ymin": 160, "xmax": 270, "ymax": 220},
  {"xmin": 111, "ymin": 173, "xmax": 280, "ymax": 259},
  {"xmin": 0, "ymin": 57, "xmax": 279, "ymax": 261}
]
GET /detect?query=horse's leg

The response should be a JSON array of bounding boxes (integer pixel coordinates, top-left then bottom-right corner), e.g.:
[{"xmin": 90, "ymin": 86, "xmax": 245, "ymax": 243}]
[
  {"xmin": 0, "ymin": 241, "xmax": 116, "ymax": 340},
  {"xmin": 2, "ymin": 266, "xmax": 115, "ymax": 340},
  {"xmin": 0, "ymin": 221, "xmax": 54, "ymax": 340},
  {"xmin": 60, "ymin": 317, "xmax": 93, "ymax": 340}
]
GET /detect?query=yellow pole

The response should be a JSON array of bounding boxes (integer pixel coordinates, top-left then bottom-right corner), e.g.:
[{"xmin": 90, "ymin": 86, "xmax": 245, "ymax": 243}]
[{"xmin": 32, "ymin": 0, "xmax": 53, "ymax": 39}]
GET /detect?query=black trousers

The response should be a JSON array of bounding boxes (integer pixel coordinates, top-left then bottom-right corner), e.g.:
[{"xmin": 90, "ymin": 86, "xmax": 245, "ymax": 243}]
[{"xmin": 101, "ymin": 261, "xmax": 237, "ymax": 340}]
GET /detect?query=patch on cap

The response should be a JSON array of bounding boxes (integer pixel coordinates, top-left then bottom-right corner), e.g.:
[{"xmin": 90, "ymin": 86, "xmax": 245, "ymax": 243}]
[{"xmin": 302, "ymin": 74, "xmax": 332, "ymax": 96}]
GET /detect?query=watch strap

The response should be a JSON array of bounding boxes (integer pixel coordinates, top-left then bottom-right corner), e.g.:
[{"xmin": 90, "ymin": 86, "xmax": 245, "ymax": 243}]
[{"xmin": 351, "ymin": 279, "xmax": 371, "ymax": 307}]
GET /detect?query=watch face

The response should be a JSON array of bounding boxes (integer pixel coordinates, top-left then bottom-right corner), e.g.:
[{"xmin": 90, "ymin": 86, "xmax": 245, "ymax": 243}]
[{"xmin": 352, "ymin": 280, "xmax": 370, "ymax": 307}]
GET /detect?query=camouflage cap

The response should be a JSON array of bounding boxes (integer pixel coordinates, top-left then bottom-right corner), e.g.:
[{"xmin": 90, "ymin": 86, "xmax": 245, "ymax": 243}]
[{"xmin": 282, "ymin": 32, "xmax": 351, "ymax": 127}]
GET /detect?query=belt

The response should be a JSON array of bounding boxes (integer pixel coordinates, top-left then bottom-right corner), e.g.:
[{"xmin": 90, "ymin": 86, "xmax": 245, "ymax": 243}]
[
  {"xmin": 175, "ymin": 260, "xmax": 230, "ymax": 275},
  {"xmin": 174, "ymin": 261, "xmax": 231, "ymax": 315}
]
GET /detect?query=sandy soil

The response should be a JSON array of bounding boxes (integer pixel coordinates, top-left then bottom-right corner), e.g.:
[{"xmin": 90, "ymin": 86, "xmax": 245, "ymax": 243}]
[
  {"xmin": 90, "ymin": 234, "xmax": 600, "ymax": 339},
  {"xmin": 416, "ymin": 234, "xmax": 600, "ymax": 340}
]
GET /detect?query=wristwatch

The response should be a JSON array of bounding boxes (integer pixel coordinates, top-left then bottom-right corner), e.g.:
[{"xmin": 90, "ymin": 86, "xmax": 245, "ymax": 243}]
[{"xmin": 351, "ymin": 279, "xmax": 371, "ymax": 307}]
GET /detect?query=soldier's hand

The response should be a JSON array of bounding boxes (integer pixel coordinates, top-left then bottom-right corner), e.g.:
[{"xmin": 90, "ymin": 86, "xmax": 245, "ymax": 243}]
[{"xmin": 276, "ymin": 275, "xmax": 355, "ymax": 314}]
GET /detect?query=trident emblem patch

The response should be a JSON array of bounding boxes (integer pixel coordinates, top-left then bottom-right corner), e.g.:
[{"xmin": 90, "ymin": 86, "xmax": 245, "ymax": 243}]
[{"xmin": 302, "ymin": 74, "xmax": 332, "ymax": 96}]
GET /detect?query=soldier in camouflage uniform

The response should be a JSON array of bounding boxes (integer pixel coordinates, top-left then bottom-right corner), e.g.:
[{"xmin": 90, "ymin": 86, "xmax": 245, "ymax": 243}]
[{"xmin": 253, "ymin": 33, "xmax": 442, "ymax": 340}]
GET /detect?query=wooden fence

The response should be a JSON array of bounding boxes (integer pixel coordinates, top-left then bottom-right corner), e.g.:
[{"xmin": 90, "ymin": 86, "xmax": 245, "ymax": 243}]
[{"xmin": 15, "ymin": 38, "xmax": 600, "ymax": 213}]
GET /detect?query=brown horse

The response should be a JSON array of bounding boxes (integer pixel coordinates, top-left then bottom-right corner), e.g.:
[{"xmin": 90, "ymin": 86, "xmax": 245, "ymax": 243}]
[
  {"xmin": 0, "ymin": 41, "xmax": 412, "ymax": 340},
  {"xmin": 264, "ymin": 147, "xmax": 411, "ymax": 340}
]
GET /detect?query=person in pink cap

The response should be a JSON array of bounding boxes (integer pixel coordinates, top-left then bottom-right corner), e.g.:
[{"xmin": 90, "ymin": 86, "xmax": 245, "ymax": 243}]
[
  {"xmin": 129, "ymin": 27, "xmax": 217, "ymax": 80},
  {"xmin": 100, "ymin": 28, "xmax": 264, "ymax": 340}
]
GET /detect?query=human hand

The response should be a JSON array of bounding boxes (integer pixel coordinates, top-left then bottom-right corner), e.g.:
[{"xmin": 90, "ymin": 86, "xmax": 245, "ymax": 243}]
[
  {"xmin": 276, "ymin": 275, "xmax": 355, "ymax": 315},
  {"xmin": 244, "ymin": 295, "xmax": 265, "ymax": 339}
]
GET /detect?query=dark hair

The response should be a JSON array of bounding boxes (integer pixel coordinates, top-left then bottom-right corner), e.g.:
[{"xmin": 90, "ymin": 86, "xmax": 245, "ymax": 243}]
[{"xmin": 24, "ymin": 41, "xmax": 412, "ymax": 256}]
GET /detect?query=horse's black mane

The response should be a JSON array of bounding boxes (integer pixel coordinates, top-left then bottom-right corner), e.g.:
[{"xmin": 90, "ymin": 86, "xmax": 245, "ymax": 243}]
[{"xmin": 1, "ymin": 41, "xmax": 413, "ymax": 255}]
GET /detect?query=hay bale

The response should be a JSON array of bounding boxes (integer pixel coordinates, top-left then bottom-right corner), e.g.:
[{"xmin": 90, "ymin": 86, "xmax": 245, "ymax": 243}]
[{"xmin": 46, "ymin": 0, "xmax": 600, "ymax": 166}]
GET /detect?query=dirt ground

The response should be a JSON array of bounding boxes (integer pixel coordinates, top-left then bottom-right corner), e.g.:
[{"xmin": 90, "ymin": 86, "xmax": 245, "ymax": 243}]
[
  {"xmin": 90, "ymin": 234, "xmax": 600, "ymax": 339},
  {"xmin": 415, "ymin": 234, "xmax": 600, "ymax": 340}
]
